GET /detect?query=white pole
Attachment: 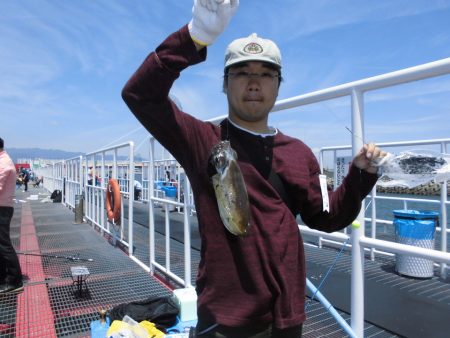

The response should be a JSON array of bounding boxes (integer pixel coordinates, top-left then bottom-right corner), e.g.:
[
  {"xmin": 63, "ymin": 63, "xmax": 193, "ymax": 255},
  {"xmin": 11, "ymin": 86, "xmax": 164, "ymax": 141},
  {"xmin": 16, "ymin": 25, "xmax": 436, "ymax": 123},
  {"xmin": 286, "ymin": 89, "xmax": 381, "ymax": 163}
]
[
  {"xmin": 149, "ymin": 138, "xmax": 156, "ymax": 274},
  {"xmin": 129, "ymin": 142, "xmax": 135, "ymax": 255},
  {"xmin": 351, "ymin": 89, "xmax": 365, "ymax": 338},
  {"xmin": 440, "ymin": 142, "xmax": 448, "ymax": 278},
  {"xmin": 184, "ymin": 176, "xmax": 192, "ymax": 287}
]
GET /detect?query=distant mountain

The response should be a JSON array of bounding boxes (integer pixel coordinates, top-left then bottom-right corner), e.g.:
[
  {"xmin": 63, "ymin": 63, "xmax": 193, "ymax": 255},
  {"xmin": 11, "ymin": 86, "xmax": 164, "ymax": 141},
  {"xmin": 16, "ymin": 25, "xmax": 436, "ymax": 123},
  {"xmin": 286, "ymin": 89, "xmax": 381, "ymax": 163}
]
[
  {"xmin": 7, "ymin": 147, "xmax": 144, "ymax": 163},
  {"xmin": 7, "ymin": 148, "xmax": 83, "ymax": 163}
]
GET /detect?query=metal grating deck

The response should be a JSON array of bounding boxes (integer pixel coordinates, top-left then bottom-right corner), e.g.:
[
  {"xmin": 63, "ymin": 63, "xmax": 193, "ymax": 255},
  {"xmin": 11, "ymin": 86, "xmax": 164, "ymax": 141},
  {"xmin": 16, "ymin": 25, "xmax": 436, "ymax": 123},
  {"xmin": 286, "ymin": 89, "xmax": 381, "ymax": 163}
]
[
  {"xmin": 1, "ymin": 190, "xmax": 171, "ymax": 338},
  {"xmin": 1, "ymin": 188, "xmax": 404, "ymax": 337}
]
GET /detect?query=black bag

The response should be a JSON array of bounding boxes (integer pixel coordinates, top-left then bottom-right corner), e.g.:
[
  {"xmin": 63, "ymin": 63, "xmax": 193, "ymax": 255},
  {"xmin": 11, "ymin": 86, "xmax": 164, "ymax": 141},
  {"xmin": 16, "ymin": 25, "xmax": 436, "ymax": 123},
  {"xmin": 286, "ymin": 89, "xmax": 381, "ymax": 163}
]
[
  {"xmin": 109, "ymin": 295, "xmax": 179, "ymax": 331},
  {"xmin": 50, "ymin": 190, "xmax": 62, "ymax": 203}
]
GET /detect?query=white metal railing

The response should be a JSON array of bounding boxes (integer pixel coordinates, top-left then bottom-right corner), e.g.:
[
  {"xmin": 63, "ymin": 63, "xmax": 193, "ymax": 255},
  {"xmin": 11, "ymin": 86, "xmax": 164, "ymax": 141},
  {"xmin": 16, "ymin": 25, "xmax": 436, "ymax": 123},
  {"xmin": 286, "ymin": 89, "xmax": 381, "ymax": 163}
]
[
  {"xmin": 36, "ymin": 163, "xmax": 53, "ymax": 193},
  {"xmin": 33, "ymin": 142, "xmax": 195, "ymax": 287},
  {"xmin": 318, "ymin": 139, "xmax": 449, "ymax": 274},
  {"xmin": 37, "ymin": 160, "xmax": 65, "ymax": 194},
  {"xmin": 144, "ymin": 137, "xmax": 195, "ymax": 287},
  {"xmin": 84, "ymin": 142, "xmax": 135, "ymax": 254},
  {"xmin": 63, "ymin": 156, "xmax": 83, "ymax": 209}
]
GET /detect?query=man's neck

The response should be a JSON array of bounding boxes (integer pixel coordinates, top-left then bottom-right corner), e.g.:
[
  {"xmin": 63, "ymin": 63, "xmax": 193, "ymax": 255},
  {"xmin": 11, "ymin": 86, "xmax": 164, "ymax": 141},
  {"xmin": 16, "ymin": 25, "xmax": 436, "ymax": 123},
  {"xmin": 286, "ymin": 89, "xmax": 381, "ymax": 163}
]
[
  {"xmin": 227, "ymin": 118, "xmax": 276, "ymax": 136},
  {"xmin": 228, "ymin": 116, "xmax": 272, "ymax": 134}
]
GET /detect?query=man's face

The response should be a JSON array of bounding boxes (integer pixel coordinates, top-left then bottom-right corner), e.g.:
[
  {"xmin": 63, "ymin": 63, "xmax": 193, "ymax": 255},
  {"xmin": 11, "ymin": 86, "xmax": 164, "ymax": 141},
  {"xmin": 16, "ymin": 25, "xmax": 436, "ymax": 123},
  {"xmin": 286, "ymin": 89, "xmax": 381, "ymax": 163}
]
[{"xmin": 225, "ymin": 61, "xmax": 280, "ymax": 133}]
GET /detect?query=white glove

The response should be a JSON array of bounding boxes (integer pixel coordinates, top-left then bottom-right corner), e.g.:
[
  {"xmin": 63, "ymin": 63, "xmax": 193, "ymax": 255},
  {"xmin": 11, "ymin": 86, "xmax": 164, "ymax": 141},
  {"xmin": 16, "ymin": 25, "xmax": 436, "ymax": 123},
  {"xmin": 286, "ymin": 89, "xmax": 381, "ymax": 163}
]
[{"xmin": 188, "ymin": 0, "xmax": 239, "ymax": 46}]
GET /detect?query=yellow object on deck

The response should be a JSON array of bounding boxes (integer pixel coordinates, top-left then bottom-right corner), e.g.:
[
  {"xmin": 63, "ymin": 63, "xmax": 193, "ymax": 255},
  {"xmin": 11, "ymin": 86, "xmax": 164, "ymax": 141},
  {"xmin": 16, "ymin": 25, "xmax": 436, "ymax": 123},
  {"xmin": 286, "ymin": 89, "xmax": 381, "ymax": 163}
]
[{"xmin": 106, "ymin": 318, "xmax": 164, "ymax": 338}]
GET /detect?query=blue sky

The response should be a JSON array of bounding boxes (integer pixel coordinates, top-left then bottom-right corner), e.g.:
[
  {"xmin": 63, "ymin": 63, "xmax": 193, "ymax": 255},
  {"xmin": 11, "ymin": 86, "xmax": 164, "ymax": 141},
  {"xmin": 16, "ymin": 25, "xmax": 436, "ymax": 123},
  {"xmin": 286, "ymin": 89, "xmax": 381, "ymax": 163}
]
[{"xmin": 1, "ymin": 0, "xmax": 450, "ymax": 159}]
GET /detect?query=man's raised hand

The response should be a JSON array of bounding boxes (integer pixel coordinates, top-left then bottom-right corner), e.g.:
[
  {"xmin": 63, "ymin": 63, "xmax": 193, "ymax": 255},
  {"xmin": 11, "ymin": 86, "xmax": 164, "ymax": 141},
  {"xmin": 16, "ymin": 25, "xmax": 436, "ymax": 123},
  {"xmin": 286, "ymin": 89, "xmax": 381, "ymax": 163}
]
[{"xmin": 188, "ymin": 0, "xmax": 239, "ymax": 47}]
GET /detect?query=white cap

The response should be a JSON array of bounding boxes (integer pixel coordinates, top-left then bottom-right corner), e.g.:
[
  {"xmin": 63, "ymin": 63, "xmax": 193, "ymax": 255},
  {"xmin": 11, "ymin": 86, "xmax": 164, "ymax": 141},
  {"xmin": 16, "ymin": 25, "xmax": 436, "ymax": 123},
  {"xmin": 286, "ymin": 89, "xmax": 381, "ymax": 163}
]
[{"xmin": 224, "ymin": 33, "xmax": 282, "ymax": 69}]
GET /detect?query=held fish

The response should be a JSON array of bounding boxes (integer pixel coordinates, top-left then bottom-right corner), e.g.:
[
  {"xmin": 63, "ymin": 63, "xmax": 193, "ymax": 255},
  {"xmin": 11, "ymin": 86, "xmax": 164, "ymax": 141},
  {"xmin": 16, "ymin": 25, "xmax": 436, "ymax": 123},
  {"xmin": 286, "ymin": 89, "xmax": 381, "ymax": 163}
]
[
  {"xmin": 210, "ymin": 141, "xmax": 250, "ymax": 236},
  {"xmin": 373, "ymin": 150, "xmax": 450, "ymax": 188}
]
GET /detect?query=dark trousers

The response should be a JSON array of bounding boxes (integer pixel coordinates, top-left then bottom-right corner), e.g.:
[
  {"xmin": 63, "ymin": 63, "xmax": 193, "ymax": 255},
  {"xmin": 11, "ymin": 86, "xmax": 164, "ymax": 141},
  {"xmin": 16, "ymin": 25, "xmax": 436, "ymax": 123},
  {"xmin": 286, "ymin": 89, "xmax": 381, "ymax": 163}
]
[
  {"xmin": 134, "ymin": 188, "xmax": 141, "ymax": 201},
  {"xmin": 195, "ymin": 321, "xmax": 303, "ymax": 338},
  {"xmin": 23, "ymin": 180, "xmax": 29, "ymax": 191},
  {"xmin": 0, "ymin": 207, "xmax": 22, "ymax": 284}
]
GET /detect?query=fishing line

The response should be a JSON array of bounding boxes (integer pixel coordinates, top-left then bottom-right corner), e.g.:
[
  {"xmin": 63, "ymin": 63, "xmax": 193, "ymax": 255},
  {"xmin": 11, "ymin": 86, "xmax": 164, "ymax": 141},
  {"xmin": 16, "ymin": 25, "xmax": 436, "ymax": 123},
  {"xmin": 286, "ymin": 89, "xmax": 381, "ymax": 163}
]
[
  {"xmin": 345, "ymin": 126, "xmax": 366, "ymax": 144},
  {"xmin": 305, "ymin": 202, "xmax": 373, "ymax": 311},
  {"xmin": 102, "ymin": 125, "xmax": 144, "ymax": 149},
  {"xmin": 365, "ymin": 199, "xmax": 372, "ymax": 212},
  {"xmin": 122, "ymin": 135, "xmax": 150, "ymax": 162},
  {"xmin": 305, "ymin": 237, "xmax": 350, "ymax": 311}
]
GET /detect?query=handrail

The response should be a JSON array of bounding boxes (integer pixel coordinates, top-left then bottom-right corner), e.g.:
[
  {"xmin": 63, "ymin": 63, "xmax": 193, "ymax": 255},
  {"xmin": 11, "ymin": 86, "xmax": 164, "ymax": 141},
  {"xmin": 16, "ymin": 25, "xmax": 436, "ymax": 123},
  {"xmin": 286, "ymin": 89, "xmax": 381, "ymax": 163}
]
[{"xmin": 272, "ymin": 57, "xmax": 450, "ymax": 111}]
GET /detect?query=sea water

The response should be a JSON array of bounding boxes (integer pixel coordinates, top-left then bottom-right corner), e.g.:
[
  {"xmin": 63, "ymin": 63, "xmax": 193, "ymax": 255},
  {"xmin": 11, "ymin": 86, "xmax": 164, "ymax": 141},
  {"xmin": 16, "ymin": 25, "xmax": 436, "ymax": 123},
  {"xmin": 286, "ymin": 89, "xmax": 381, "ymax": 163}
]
[{"xmin": 365, "ymin": 193, "xmax": 448, "ymax": 224}]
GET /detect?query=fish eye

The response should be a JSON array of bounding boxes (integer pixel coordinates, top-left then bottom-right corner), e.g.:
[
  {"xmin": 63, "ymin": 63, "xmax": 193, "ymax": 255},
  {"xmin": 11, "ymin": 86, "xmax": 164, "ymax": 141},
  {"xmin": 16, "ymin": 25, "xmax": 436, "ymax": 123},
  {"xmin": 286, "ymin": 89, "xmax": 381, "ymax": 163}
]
[{"xmin": 215, "ymin": 154, "xmax": 227, "ymax": 169}]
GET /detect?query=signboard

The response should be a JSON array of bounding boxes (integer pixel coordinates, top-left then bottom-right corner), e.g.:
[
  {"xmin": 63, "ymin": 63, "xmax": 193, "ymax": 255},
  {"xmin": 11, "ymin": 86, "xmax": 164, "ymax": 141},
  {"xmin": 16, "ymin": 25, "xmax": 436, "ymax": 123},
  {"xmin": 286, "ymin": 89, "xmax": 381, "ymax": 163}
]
[{"xmin": 335, "ymin": 156, "xmax": 352, "ymax": 188}]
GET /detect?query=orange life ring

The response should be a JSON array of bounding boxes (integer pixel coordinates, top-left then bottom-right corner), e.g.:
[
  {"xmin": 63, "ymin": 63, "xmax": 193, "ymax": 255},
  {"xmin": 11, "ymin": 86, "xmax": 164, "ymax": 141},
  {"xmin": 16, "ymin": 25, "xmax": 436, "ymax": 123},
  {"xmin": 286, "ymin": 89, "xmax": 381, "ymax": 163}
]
[{"xmin": 105, "ymin": 179, "xmax": 121, "ymax": 224}]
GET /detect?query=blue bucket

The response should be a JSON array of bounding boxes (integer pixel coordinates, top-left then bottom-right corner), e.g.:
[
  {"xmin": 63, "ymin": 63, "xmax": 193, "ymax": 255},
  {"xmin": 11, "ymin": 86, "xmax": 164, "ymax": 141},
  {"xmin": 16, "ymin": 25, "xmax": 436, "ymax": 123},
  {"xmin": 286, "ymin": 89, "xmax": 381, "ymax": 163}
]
[
  {"xmin": 393, "ymin": 210, "xmax": 438, "ymax": 240},
  {"xmin": 393, "ymin": 209, "xmax": 439, "ymax": 278},
  {"xmin": 162, "ymin": 186, "xmax": 177, "ymax": 198}
]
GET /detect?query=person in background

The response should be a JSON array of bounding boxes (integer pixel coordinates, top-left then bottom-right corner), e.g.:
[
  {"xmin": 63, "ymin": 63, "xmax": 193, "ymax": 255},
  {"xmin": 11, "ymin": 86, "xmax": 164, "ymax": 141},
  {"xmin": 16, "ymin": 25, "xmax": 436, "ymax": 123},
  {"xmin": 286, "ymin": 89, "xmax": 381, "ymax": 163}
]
[
  {"xmin": 16, "ymin": 172, "xmax": 23, "ymax": 190},
  {"xmin": 33, "ymin": 176, "xmax": 43, "ymax": 188},
  {"xmin": 134, "ymin": 180, "xmax": 143, "ymax": 201},
  {"xmin": 0, "ymin": 137, "xmax": 24, "ymax": 294},
  {"xmin": 87, "ymin": 167, "xmax": 94, "ymax": 186},
  {"xmin": 21, "ymin": 167, "xmax": 30, "ymax": 192},
  {"xmin": 29, "ymin": 170, "xmax": 35, "ymax": 182},
  {"xmin": 122, "ymin": 1, "xmax": 385, "ymax": 336}
]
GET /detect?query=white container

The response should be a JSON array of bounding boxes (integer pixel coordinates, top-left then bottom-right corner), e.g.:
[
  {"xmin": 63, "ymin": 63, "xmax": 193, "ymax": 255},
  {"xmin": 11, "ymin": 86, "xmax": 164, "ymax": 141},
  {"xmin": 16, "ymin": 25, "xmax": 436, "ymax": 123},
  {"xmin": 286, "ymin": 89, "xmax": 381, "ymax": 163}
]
[{"xmin": 173, "ymin": 288, "xmax": 197, "ymax": 322}]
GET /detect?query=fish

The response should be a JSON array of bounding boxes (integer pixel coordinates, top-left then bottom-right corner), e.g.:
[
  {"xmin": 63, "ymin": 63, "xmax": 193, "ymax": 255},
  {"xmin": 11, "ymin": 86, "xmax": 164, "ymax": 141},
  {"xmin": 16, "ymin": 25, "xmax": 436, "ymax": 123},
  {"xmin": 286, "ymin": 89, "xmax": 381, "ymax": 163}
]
[
  {"xmin": 210, "ymin": 140, "xmax": 251, "ymax": 236},
  {"xmin": 374, "ymin": 150, "xmax": 450, "ymax": 188}
]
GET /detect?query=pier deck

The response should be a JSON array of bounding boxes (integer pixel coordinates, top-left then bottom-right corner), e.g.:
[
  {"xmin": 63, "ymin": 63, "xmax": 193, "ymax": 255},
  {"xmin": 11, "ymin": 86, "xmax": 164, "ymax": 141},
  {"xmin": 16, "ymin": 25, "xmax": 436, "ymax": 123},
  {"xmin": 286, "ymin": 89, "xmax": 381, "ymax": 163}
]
[{"xmin": 3, "ymin": 188, "xmax": 447, "ymax": 337}]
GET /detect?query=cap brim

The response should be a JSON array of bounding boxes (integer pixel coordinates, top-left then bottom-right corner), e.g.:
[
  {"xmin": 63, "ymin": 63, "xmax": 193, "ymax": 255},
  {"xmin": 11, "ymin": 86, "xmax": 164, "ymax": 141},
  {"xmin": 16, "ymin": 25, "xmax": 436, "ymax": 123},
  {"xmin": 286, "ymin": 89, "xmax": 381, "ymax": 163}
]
[{"xmin": 225, "ymin": 56, "xmax": 281, "ymax": 70}]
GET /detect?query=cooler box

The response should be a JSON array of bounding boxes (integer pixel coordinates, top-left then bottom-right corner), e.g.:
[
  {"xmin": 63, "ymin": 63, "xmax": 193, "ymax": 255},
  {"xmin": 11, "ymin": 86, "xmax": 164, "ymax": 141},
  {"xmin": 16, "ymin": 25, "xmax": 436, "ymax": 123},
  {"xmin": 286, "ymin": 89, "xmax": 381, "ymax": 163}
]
[
  {"xmin": 393, "ymin": 210, "xmax": 439, "ymax": 278},
  {"xmin": 173, "ymin": 288, "xmax": 197, "ymax": 322}
]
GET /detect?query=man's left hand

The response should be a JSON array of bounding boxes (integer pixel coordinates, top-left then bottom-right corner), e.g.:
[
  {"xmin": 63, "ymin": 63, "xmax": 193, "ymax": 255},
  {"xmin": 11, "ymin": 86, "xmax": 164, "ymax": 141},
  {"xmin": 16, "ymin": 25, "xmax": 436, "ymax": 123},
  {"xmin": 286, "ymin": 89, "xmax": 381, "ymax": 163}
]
[{"xmin": 353, "ymin": 143, "xmax": 387, "ymax": 174}]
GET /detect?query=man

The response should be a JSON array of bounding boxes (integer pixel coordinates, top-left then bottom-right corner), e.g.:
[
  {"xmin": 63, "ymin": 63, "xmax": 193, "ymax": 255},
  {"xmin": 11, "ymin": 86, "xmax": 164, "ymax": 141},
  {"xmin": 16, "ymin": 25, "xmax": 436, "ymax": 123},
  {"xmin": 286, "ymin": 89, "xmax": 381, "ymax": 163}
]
[
  {"xmin": 122, "ymin": 1, "xmax": 384, "ymax": 336},
  {"xmin": 0, "ymin": 137, "xmax": 24, "ymax": 294},
  {"xmin": 22, "ymin": 168, "xmax": 30, "ymax": 192},
  {"xmin": 87, "ymin": 167, "xmax": 94, "ymax": 186},
  {"xmin": 134, "ymin": 180, "xmax": 143, "ymax": 201}
]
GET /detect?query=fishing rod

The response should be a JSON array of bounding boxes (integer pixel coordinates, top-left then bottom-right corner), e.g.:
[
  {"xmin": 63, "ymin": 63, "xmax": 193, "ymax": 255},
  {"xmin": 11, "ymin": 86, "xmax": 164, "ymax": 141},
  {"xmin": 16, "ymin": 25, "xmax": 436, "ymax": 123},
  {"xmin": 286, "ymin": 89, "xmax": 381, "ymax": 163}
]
[{"xmin": 17, "ymin": 252, "xmax": 94, "ymax": 262}]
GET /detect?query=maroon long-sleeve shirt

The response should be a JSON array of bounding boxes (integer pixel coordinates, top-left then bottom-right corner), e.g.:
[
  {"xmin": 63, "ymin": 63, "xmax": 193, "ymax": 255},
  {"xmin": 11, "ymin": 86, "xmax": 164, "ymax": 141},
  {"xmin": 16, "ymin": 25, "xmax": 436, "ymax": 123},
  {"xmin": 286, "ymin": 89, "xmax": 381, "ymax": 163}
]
[{"xmin": 122, "ymin": 25, "xmax": 378, "ymax": 329}]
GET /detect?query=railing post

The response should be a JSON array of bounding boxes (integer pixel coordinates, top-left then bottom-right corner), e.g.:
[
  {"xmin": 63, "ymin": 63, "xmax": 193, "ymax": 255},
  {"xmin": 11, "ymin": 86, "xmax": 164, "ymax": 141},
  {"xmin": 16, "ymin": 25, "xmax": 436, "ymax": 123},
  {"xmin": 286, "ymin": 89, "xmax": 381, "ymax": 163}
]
[
  {"xmin": 370, "ymin": 187, "xmax": 377, "ymax": 261},
  {"xmin": 62, "ymin": 161, "xmax": 66, "ymax": 206},
  {"xmin": 128, "ymin": 142, "xmax": 135, "ymax": 255},
  {"xmin": 440, "ymin": 142, "xmax": 448, "ymax": 279},
  {"xmin": 149, "ymin": 138, "xmax": 156, "ymax": 274},
  {"xmin": 184, "ymin": 176, "xmax": 192, "ymax": 287},
  {"xmin": 101, "ymin": 154, "xmax": 105, "ymax": 231},
  {"xmin": 351, "ymin": 88, "xmax": 365, "ymax": 338}
]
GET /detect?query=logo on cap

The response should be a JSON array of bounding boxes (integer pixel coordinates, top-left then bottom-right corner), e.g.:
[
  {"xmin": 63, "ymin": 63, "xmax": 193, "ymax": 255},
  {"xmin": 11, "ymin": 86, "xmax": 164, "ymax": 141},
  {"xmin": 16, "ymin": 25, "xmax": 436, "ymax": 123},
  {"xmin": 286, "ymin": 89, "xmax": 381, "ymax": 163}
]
[{"xmin": 243, "ymin": 42, "xmax": 263, "ymax": 54}]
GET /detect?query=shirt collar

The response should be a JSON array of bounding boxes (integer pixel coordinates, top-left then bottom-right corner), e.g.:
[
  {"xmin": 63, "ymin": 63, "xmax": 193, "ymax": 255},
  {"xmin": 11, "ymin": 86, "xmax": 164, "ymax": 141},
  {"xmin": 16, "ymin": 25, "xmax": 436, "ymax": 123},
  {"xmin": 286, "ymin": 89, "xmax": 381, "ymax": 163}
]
[{"xmin": 227, "ymin": 118, "xmax": 277, "ymax": 137}]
